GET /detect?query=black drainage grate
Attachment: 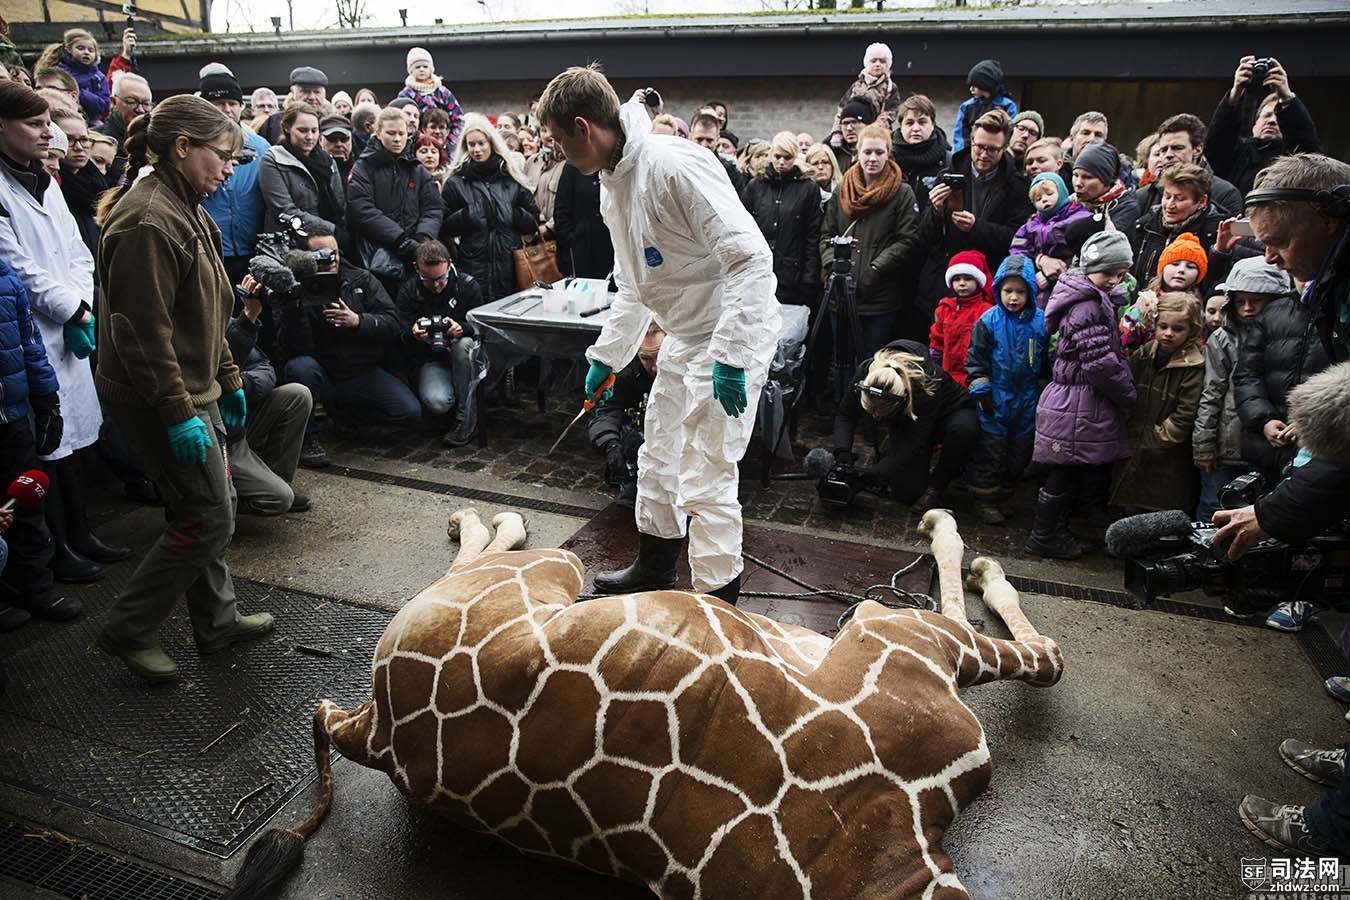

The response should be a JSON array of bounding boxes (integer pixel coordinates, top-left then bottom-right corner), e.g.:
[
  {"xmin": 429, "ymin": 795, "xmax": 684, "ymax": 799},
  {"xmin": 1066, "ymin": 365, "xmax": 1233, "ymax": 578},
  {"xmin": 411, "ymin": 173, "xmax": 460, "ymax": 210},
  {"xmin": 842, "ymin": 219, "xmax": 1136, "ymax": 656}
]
[
  {"xmin": 0, "ymin": 819, "xmax": 222, "ymax": 899},
  {"xmin": 334, "ymin": 465, "xmax": 603, "ymax": 519}
]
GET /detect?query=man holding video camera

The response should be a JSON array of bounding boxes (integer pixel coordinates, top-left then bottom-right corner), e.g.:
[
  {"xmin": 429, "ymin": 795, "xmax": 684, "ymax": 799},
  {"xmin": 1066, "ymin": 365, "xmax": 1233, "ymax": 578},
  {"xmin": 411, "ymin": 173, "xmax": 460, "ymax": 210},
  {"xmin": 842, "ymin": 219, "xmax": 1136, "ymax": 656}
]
[
  {"xmin": 276, "ymin": 222, "xmax": 420, "ymax": 466},
  {"xmin": 393, "ymin": 240, "xmax": 485, "ymax": 448},
  {"xmin": 916, "ymin": 108, "xmax": 1033, "ymax": 322}
]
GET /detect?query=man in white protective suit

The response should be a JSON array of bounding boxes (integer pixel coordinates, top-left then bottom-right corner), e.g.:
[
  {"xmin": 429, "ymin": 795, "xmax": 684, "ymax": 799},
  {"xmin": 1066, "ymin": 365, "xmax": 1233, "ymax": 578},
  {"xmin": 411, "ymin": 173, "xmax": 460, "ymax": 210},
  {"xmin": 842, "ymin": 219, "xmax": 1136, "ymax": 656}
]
[{"xmin": 536, "ymin": 65, "xmax": 781, "ymax": 605}]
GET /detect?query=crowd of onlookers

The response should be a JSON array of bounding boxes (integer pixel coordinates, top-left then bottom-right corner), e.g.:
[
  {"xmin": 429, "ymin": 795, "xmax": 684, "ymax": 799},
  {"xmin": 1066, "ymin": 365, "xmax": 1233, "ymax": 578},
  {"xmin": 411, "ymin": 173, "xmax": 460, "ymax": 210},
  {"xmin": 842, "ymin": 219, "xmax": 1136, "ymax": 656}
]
[{"xmin": 0, "ymin": 25, "xmax": 1344, "ymax": 640}]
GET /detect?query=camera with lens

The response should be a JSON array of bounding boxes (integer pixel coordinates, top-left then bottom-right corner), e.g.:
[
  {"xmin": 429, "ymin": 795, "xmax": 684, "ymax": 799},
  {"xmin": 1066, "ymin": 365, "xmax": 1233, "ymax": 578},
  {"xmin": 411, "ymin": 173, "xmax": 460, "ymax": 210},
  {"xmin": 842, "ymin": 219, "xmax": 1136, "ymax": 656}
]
[
  {"xmin": 938, "ymin": 172, "xmax": 967, "ymax": 191},
  {"xmin": 254, "ymin": 214, "xmax": 309, "ymax": 266},
  {"xmin": 817, "ymin": 461, "xmax": 868, "ymax": 510},
  {"xmin": 1249, "ymin": 57, "xmax": 1273, "ymax": 82},
  {"xmin": 642, "ymin": 88, "xmax": 661, "ymax": 108},
  {"xmin": 1121, "ymin": 471, "xmax": 1350, "ymax": 614},
  {"xmin": 416, "ymin": 315, "xmax": 454, "ymax": 352},
  {"xmin": 828, "ymin": 235, "xmax": 857, "ymax": 276}
]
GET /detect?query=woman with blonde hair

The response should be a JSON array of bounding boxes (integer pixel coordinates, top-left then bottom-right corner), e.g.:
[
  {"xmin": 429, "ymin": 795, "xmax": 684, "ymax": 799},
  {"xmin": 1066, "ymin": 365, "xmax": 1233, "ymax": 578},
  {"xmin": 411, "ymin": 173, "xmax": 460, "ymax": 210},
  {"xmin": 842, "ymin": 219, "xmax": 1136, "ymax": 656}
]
[
  {"xmin": 804, "ymin": 142, "xmax": 841, "ymax": 206},
  {"xmin": 440, "ymin": 113, "xmax": 540, "ymax": 301},
  {"xmin": 831, "ymin": 339, "xmax": 978, "ymax": 511},
  {"xmin": 94, "ymin": 94, "xmax": 273, "ymax": 683},
  {"xmin": 740, "ymin": 130, "xmax": 821, "ymax": 308}
]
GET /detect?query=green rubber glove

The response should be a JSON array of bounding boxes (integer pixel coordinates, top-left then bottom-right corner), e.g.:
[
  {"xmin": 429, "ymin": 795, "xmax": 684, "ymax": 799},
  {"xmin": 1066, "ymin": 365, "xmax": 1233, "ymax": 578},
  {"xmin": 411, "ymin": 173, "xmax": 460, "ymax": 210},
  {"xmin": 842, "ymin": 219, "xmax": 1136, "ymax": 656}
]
[
  {"xmin": 166, "ymin": 416, "xmax": 212, "ymax": 465},
  {"xmin": 711, "ymin": 361, "xmax": 747, "ymax": 417},
  {"xmin": 584, "ymin": 361, "xmax": 614, "ymax": 403},
  {"xmin": 63, "ymin": 315, "xmax": 96, "ymax": 359},
  {"xmin": 220, "ymin": 388, "xmax": 247, "ymax": 430}
]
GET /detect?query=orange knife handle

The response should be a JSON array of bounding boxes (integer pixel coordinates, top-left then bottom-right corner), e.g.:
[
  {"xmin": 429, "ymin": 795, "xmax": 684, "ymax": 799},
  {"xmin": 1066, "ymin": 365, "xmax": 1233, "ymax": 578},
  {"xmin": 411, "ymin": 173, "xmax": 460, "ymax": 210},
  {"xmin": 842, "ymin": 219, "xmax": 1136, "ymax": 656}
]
[{"xmin": 582, "ymin": 373, "xmax": 617, "ymax": 412}]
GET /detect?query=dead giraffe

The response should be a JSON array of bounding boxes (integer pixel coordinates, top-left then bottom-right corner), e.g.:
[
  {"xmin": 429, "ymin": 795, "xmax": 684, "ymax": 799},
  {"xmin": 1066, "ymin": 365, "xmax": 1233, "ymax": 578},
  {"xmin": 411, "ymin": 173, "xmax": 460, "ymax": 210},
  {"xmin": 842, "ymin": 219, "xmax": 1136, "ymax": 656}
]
[{"xmin": 227, "ymin": 507, "xmax": 1062, "ymax": 900}]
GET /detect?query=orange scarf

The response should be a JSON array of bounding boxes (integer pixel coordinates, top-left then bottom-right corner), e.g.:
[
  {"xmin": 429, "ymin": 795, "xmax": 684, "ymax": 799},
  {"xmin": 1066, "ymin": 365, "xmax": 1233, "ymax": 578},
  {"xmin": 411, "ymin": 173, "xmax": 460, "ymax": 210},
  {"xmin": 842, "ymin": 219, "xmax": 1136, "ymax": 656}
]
[{"xmin": 840, "ymin": 159, "xmax": 903, "ymax": 220}]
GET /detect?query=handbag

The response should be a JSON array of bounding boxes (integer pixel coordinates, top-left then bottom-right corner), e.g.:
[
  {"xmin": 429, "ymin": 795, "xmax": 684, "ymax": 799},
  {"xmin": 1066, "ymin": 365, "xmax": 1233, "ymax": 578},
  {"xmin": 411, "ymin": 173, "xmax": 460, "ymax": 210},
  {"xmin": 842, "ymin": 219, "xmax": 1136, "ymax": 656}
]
[
  {"xmin": 513, "ymin": 237, "xmax": 563, "ymax": 291},
  {"xmin": 355, "ymin": 235, "xmax": 406, "ymax": 282}
]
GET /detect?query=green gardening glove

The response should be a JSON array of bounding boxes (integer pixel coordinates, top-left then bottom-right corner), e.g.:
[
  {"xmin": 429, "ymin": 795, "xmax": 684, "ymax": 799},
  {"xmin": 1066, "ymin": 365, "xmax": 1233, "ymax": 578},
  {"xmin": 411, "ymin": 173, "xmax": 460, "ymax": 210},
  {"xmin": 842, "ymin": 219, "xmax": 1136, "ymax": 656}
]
[
  {"xmin": 166, "ymin": 416, "xmax": 212, "ymax": 465},
  {"xmin": 220, "ymin": 388, "xmax": 247, "ymax": 430},
  {"xmin": 711, "ymin": 361, "xmax": 747, "ymax": 417},
  {"xmin": 63, "ymin": 315, "xmax": 96, "ymax": 359},
  {"xmin": 584, "ymin": 360, "xmax": 614, "ymax": 404}
]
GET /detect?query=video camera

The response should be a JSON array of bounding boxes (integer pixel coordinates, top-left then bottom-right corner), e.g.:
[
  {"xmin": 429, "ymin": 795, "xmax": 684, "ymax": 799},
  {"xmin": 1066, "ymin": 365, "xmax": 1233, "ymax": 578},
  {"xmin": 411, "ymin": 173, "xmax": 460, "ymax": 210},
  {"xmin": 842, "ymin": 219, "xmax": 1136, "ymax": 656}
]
[
  {"xmin": 416, "ymin": 315, "xmax": 455, "ymax": 352},
  {"xmin": 804, "ymin": 448, "xmax": 883, "ymax": 511},
  {"xmin": 827, "ymin": 235, "xmax": 857, "ymax": 276},
  {"xmin": 1118, "ymin": 471, "xmax": 1350, "ymax": 614},
  {"xmin": 247, "ymin": 214, "xmax": 340, "ymax": 309}
]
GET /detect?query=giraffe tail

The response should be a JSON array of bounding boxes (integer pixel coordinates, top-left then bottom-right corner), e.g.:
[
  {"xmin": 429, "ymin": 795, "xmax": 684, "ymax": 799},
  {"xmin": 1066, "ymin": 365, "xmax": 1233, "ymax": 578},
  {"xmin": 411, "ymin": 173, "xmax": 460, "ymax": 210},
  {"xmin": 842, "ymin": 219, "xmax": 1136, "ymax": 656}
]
[{"xmin": 221, "ymin": 706, "xmax": 336, "ymax": 899}]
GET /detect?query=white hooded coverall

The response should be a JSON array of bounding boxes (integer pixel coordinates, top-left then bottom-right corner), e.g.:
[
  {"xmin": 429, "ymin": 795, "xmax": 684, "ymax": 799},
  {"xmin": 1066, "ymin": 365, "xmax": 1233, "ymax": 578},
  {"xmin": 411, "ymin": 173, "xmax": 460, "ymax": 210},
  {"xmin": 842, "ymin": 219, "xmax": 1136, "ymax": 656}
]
[{"xmin": 587, "ymin": 100, "xmax": 781, "ymax": 591}]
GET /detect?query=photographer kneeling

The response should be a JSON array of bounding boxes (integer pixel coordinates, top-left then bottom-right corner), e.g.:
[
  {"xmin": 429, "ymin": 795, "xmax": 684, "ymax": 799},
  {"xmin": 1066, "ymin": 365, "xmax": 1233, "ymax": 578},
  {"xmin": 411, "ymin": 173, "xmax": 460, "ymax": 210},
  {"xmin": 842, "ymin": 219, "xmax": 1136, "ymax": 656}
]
[
  {"xmin": 393, "ymin": 240, "xmax": 485, "ymax": 448},
  {"xmin": 1222, "ymin": 362, "xmax": 1350, "ymax": 855},
  {"xmin": 832, "ymin": 339, "xmax": 978, "ymax": 512}
]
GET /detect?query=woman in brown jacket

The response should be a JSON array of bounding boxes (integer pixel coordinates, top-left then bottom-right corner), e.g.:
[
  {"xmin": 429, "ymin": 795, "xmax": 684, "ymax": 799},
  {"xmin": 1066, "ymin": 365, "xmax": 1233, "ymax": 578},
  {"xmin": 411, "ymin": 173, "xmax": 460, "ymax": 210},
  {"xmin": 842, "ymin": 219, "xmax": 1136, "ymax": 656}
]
[{"xmin": 93, "ymin": 95, "xmax": 273, "ymax": 683}]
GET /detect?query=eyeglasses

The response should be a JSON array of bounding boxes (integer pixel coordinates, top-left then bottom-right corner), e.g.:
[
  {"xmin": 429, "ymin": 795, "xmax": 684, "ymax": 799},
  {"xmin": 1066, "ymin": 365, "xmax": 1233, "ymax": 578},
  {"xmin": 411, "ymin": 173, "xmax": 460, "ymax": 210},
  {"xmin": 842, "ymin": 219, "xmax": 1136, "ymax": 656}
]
[
  {"xmin": 66, "ymin": 136, "xmax": 93, "ymax": 148},
  {"xmin": 192, "ymin": 141, "xmax": 253, "ymax": 164},
  {"xmin": 1013, "ymin": 123, "xmax": 1040, "ymax": 137},
  {"xmin": 117, "ymin": 96, "xmax": 153, "ymax": 110},
  {"xmin": 417, "ymin": 272, "xmax": 450, "ymax": 285},
  {"xmin": 971, "ymin": 142, "xmax": 1005, "ymax": 156}
]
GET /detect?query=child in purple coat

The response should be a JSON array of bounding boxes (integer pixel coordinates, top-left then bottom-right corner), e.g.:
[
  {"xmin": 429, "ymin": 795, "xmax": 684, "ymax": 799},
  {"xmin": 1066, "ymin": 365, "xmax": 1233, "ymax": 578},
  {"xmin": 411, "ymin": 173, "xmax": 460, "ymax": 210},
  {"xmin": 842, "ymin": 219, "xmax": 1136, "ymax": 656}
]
[
  {"xmin": 397, "ymin": 47, "xmax": 465, "ymax": 147},
  {"xmin": 1027, "ymin": 230, "xmax": 1138, "ymax": 559},
  {"xmin": 42, "ymin": 29, "xmax": 110, "ymax": 125},
  {"xmin": 1008, "ymin": 172, "xmax": 1091, "ymax": 300}
]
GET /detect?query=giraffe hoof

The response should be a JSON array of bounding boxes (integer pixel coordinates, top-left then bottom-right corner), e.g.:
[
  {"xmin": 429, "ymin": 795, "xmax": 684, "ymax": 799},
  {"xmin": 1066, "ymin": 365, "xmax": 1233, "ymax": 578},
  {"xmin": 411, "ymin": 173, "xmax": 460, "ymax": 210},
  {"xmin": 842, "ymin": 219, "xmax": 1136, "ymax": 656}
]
[
  {"xmin": 917, "ymin": 508, "xmax": 957, "ymax": 538},
  {"xmin": 447, "ymin": 508, "xmax": 481, "ymax": 541},
  {"xmin": 967, "ymin": 557, "xmax": 1003, "ymax": 589}
]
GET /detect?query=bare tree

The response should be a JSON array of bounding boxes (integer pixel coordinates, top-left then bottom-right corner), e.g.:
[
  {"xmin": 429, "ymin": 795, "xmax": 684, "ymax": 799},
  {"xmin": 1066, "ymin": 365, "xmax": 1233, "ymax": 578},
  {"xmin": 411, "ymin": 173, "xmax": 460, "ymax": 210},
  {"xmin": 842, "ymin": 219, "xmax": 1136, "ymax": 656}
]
[{"xmin": 335, "ymin": 0, "xmax": 369, "ymax": 28}]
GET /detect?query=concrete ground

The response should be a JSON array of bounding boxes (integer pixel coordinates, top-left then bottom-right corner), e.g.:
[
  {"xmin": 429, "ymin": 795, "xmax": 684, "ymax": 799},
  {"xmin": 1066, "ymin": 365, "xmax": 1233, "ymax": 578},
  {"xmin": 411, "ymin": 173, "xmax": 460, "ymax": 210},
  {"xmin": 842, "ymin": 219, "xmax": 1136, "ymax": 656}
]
[{"xmin": 0, "ymin": 396, "xmax": 1345, "ymax": 900}]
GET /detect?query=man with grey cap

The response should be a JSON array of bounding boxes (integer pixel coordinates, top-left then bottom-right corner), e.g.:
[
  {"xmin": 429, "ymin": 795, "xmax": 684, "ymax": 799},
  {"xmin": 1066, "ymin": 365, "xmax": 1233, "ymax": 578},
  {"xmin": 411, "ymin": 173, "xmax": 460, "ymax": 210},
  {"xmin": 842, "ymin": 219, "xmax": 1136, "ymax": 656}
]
[
  {"xmin": 320, "ymin": 114, "xmax": 355, "ymax": 184},
  {"xmin": 258, "ymin": 66, "xmax": 328, "ymax": 144},
  {"xmin": 198, "ymin": 63, "xmax": 270, "ymax": 285}
]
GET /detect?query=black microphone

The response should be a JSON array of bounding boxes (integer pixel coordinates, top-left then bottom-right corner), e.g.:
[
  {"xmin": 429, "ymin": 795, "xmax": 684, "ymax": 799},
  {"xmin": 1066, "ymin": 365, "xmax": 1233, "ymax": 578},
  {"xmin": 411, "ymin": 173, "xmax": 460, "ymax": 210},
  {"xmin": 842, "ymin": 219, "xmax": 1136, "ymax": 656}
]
[
  {"xmin": 285, "ymin": 249, "xmax": 319, "ymax": 281},
  {"xmin": 1104, "ymin": 509, "xmax": 1194, "ymax": 559},
  {"xmin": 804, "ymin": 447, "xmax": 835, "ymax": 479},
  {"xmin": 248, "ymin": 254, "xmax": 298, "ymax": 295}
]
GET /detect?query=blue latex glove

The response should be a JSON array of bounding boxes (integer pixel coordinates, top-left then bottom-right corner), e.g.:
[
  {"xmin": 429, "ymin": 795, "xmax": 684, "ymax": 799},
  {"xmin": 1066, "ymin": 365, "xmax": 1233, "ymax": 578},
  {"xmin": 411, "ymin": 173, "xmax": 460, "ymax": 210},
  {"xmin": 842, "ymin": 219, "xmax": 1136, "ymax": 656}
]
[
  {"xmin": 220, "ymin": 388, "xmax": 247, "ymax": 430},
  {"xmin": 63, "ymin": 315, "xmax": 96, "ymax": 359},
  {"xmin": 166, "ymin": 416, "xmax": 212, "ymax": 465},
  {"xmin": 711, "ymin": 361, "xmax": 747, "ymax": 417},
  {"xmin": 584, "ymin": 361, "xmax": 614, "ymax": 403}
]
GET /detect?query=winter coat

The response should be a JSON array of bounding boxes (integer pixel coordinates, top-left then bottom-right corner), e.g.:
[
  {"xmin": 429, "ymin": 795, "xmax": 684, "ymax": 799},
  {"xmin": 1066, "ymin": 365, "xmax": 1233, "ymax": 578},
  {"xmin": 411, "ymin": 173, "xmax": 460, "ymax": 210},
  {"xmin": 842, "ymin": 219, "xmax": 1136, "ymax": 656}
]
[
  {"xmin": 929, "ymin": 293, "xmax": 991, "ymax": 387},
  {"xmin": 56, "ymin": 55, "xmax": 110, "ymax": 124},
  {"xmin": 740, "ymin": 167, "xmax": 823, "ymax": 307},
  {"xmin": 833, "ymin": 339, "xmax": 974, "ymax": 460},
  {"xmin": 0, "ymin": 256, "xmax": 60, "ymax": 424},
  {"xmin": 258, "ymin": 143, "xmax": 346, "ymax": 241},
  {"xmin": 57, "ymin": 161, "xmax": 106, "ymax": 260},
  {"xmin": 1256, "ymin": 458, "xmax": 1350, "ymax": 541},
  {"xmin": 0, "ymin": 156, "xmax": 102, "ymax": 458},
  {"xmin": 1206, "ymin": 95, "xmax": 1321, "ymax": 196},
  {"xmin": 951, "ymin": 94, "xmax": 1018, "ymax": 155},
  {"xmin": 554, "ymin": 164, "xmax": 614, "ymax": 281},
  {"xmin": 820, "ymin": 179, "xmax": 920, "ymax": 319},
  {"xmin": 440, "ymin": 157, "xmax": 541, "ymax": 302},
  {"xmin": 915, "ymin": 150, "xmax": 1034, "ymax": 315},
  {"xmin": 966, "ymin": 256, "xmax": 1047, "ymax": 438},
  {"xmin": 832, "ymin": 74, "xmax": 903, "ymax": 132},
  {"xmin": 393, "ymin": 268, "xmax": 486, "ymax": 368},
  {"xmin": 1110, "ymin": 340, "xmax": 1205, "ymax": 511},
  {"xmin": 1033, "ymin": 271, "xmax": 1137, "ymax": 466},
  {"xmin": 396, "ymin": 84, "xmax": 466, "ymax": 145},
  {"xmin": 95, "ymin": 166, "xmax": 243, "ymax": 426},
  {"xmin": 347, "ymin": 141, "xmax": 444, "ymax": 255},
  {"xmin": 1009, "ymin": 201, "xmax": 1093, "ymax": 264},
  {"xmin": 1307, "ymin": 226, "xmax": 1350, "ymax": 366},
  {"xmin": 276, "ymin": 263, "xmax": 401, "ymax": 382},
  {"xmin": 1127, "ymin": 203, "xmax": 1228, "ymax": 293},
  {"xmin": 202, "ymin": 128, "xmax": 270, "ymax": 259},
  {"xmin": 1192, "ymin": 321, "xmax": 1247, "ymax": 468},
  {"xmin": 1232, "ymin": 294, "xmax": 1331, "ymax": 474}
]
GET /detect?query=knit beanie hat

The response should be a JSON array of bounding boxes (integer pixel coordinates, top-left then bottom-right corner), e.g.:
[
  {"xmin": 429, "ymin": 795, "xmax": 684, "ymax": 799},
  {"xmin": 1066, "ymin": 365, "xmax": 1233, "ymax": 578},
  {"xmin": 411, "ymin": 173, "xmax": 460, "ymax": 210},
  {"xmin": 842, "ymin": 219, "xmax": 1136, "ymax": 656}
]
[
  {"xmin": 863, "ymin": 42, "xmax": 893, "ymax": 70},
  {"xmin": 946, "ymin": 249, "xmax": 992, "ymax": 293},
  {"xmin": 967, "ymin": 59, "xmax": 1004, "ymax": 93},
  {"xmin": 1080, "ymin": 230, "xmax": 1133, "ymax": 274},
  {"xmin": 1030, "ymin": 172, "xmax": 1070, "ymax": 215},
  {"xmin": 198, "ymin": 62, "xmax": 243, "ymax": 104},
  {"xmin": 331, "ymin": 90, "xmax": 353, "ymax": 108},
  {"xmin": 47, "ymin": 126, "xmax": 68, "ymax": 154},
  {"xmin": 1011, "ymin": 110, "xmax": 1044, "ymax": 137},
  {"xmin": 1073, "ymin": 142, "xmax": 1118, "ymax": 185},
  {"xmin": 839, "ymin": 97, "xmax": 876, "ymax": 125},
  {"xmin": 406, "ymin": 46, "xmax": 434, "ymax": 74},
  {"xmin": 1157, "ymin": 232, "xmax": 1208, "ymax": 282}
]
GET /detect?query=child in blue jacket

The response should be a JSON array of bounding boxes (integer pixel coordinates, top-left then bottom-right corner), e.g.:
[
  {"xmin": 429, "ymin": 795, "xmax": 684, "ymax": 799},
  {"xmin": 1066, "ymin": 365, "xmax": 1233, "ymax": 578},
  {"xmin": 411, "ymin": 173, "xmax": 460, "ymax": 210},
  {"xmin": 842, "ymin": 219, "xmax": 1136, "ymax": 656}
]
[
  {"xmin": 964, "ymin": 255, "xmax": 1048, "ymax": 524},
  {"xmin": 951, "ymin": 59, "xmax": 1018, "ymax": 155}
]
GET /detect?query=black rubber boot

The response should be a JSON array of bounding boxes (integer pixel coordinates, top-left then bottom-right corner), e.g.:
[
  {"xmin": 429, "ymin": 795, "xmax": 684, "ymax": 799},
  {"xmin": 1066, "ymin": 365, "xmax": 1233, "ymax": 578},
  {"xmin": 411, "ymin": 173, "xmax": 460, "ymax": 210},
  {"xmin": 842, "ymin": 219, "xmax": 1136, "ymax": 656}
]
[
  {"xmin": 43, "ymin": 465, "xmax": 103, "ymax": 584},
  {"xmin": 1024, "ymin": 489, "xmax": 1084, "ymax": 560},
  {"xmin": 55, "ymin": 457, "xmax": 133, "ymax": 563},
  {"xmin": 593, "ymin": 534, "xmax": 684, "ymax": 594},
  {"xmin": 707, "ymin": 573, "xmax": 741, "ymax": 606}
]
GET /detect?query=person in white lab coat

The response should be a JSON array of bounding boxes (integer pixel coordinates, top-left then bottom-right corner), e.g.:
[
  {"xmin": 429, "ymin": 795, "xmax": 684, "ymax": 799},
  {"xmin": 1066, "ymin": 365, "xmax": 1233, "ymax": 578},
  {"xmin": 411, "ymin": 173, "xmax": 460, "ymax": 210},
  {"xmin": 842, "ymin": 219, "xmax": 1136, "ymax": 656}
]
[
  {"xmin": 537, "ymin": 65, "xmax": 781, "ymax": 604},
  {"xmin": 0, "ymin": 81, "xmax": 130, "ymax": 588}
]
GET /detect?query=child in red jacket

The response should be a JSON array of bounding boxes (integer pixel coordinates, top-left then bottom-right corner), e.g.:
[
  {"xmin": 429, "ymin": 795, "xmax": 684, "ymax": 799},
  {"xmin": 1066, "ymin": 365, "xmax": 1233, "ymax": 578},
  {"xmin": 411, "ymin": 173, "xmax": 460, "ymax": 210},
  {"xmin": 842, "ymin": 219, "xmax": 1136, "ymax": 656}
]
[{"xmin": 930, "ymin": 249, "xmax": 993, "ymax": 387}]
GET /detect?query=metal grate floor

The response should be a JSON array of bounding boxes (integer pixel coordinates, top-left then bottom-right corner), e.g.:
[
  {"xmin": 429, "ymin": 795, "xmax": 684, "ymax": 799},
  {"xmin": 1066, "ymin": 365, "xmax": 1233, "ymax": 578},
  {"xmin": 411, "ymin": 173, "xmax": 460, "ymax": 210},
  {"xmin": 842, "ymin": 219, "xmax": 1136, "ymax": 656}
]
[{"xmin": 0, "ymin": 569, "xmax": 391, "ymax": 858}]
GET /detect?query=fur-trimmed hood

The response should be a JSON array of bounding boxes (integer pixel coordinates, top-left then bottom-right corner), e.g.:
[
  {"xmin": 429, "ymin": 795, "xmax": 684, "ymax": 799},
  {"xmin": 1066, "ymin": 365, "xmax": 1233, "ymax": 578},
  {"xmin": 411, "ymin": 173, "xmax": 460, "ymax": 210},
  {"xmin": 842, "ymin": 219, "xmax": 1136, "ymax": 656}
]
[{"xmin": 1288, "ymin": 361, "xmax": 1350, "ymax": 464}]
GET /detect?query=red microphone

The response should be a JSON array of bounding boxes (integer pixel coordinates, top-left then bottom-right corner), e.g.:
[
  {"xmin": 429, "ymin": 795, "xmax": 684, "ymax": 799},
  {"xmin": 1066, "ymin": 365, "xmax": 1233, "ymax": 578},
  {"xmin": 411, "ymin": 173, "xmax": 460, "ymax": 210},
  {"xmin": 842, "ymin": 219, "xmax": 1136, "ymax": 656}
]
[{"xmin": 3, "ymin": 470, "xmax": 50, "ymax": 512}]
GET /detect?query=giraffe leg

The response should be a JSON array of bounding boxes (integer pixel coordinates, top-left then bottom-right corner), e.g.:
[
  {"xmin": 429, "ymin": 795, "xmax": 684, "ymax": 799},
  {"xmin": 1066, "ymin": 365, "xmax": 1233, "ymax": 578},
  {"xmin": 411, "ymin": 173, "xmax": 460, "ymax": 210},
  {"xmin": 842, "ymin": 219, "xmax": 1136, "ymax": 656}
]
[
  {"xmin": 487, "ymin": 512, "xmax": 528, "ymax": 553},
  {"xmin": 448, "ymin": 508, "xmax": 491, "ymax": 571},
  {"xmin": 918, "ymin": 509, "xmax": 967, "ymax": 623},
  {"xmin": 965, "ymin": 556, "xmax": 1064, "ymax": 687},
  {"xmin": 966, "ymin": 557, "xmax": 1038, "ymax": 642}
]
